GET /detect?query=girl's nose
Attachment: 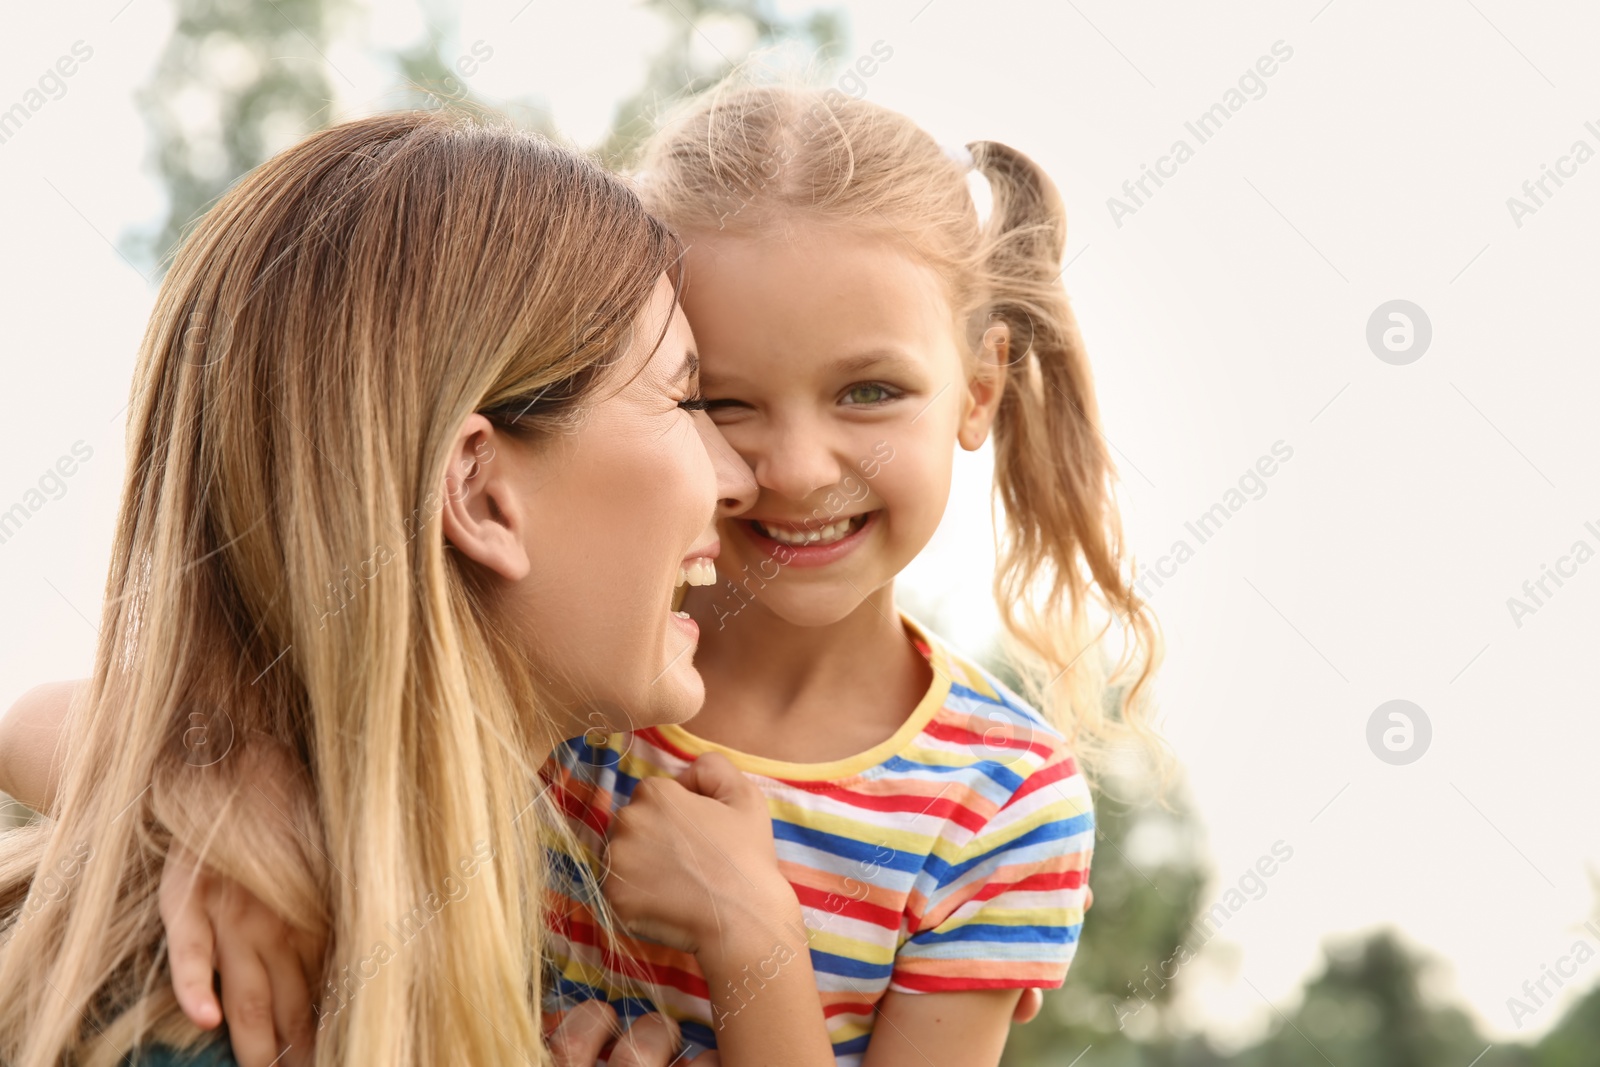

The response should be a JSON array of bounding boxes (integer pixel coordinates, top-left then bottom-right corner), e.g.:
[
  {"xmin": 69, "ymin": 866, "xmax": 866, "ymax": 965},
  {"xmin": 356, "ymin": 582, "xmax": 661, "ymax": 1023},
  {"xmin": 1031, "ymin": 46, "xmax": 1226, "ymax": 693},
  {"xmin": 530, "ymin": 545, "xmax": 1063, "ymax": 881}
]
[{"xmin": 754, "ymin": 423, "xmax": 845, "ymax": 505}]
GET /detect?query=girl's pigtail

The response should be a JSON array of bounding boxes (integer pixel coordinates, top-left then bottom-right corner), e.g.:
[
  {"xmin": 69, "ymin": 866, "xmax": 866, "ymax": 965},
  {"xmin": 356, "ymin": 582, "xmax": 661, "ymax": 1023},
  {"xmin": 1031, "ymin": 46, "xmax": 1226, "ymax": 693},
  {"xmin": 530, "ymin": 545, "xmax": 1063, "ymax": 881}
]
[{"xmin": 969, "ymin": 140, "xmax": 1166, "ymax": 783}]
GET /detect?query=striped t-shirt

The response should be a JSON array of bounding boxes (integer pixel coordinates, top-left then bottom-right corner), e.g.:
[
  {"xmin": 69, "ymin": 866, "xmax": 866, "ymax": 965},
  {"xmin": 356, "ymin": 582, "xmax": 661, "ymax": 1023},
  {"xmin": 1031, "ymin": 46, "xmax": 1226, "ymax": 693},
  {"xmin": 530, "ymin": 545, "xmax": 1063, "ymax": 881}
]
[{"xmin": 541, "ymin": 617, "xmax": 1093, "ymax": 1063}]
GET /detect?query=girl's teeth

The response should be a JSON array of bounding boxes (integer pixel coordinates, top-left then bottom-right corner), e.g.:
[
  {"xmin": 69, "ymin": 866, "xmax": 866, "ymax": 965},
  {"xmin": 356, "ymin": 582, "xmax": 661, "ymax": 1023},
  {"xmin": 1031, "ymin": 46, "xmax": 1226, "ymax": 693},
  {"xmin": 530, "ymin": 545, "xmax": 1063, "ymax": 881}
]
[
  {"xmin": 760, "ymin": 516, "xmax": 859, "ymax": 546},
  {"xmin": 676, "ymin": 557, "xmax": 717, "ymax": 588}
]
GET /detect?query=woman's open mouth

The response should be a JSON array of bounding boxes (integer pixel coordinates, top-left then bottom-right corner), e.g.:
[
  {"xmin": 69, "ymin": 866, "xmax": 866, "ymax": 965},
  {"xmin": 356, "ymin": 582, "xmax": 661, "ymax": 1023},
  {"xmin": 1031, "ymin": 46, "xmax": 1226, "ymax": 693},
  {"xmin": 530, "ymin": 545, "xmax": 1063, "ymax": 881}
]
[{"xmin": 671, "ymin": 556, "xmax": 717, "ymax": 613}]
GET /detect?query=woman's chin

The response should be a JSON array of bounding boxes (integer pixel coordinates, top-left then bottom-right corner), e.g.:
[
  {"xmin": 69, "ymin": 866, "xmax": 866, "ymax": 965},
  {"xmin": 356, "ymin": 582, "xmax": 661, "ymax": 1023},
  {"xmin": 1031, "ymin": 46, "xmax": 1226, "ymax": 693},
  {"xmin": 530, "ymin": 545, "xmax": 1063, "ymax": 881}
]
[
  {"xmin": 646, "ymin": 665, "xmax": 705, "ymax": 728},
  {"xmin": 642, "ymin": 628, "xmax": 707, "ymax": 726}
]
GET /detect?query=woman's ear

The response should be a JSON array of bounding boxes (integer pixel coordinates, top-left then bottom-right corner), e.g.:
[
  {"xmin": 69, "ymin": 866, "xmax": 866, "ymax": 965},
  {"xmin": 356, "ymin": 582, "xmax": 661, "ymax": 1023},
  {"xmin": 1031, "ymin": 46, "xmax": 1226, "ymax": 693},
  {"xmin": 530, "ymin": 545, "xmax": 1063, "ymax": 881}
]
[
  {"xmin": 958, "ymin": 320, "xmax": 1009, "ymax": 451},
  {"xmin": 439, "ymin": 414, "xmax": 531, "ymax": 582}
]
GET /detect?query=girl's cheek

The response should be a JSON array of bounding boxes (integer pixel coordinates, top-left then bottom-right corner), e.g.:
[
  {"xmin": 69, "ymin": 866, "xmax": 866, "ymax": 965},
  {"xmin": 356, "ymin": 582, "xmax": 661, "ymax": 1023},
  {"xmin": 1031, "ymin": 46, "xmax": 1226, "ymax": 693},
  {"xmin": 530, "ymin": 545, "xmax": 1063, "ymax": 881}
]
[{"xmin": 885, "ymin": 457, "xmax": 954, "ymax": 520}]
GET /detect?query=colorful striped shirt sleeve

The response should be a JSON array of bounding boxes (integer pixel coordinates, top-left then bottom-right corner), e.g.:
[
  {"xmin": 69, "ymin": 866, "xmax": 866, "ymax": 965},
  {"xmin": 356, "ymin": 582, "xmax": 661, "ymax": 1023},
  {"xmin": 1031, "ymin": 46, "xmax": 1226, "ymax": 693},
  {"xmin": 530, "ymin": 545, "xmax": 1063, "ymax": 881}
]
[{"xmin": 889, "ymin": 740, "xmax": 1093, "ymax": 993}]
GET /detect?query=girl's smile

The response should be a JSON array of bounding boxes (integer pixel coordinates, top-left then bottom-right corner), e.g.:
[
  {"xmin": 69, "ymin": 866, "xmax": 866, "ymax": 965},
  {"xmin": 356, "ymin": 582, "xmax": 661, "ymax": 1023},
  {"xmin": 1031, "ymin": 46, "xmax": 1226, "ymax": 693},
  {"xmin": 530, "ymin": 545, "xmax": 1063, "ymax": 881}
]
[{"xmin": 739, "ymin": 510, "xmax": 880, "ymax": 568}]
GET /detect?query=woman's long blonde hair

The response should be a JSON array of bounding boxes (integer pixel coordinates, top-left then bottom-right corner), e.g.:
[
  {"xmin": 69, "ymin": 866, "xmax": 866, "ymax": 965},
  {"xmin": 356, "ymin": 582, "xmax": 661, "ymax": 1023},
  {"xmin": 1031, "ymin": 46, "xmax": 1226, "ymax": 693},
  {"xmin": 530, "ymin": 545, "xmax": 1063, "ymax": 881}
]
[
  {"xmin": 0, "ymin": 110, "xmax": 682, "ymax": 1065},
  {"xmin": 639, "ymin": 84, "xmax": 1164, "ymax": 773}
]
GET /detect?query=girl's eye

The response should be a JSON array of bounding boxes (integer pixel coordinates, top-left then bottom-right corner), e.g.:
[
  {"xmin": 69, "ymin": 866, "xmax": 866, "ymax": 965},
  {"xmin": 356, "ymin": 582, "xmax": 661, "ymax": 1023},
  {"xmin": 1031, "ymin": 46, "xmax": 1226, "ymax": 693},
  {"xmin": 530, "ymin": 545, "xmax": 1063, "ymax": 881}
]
[{"xmin": 842, "ymin": 383, "xmax": 897, "ymax": 406}]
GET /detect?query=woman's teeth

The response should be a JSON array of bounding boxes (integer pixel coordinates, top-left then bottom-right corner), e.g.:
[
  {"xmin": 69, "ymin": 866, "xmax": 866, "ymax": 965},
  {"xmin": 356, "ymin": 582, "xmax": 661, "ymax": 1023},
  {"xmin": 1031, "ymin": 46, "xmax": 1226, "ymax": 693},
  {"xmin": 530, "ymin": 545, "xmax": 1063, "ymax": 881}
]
[
  {"xmin": 755, "ymin": 514, "xmax": 866, "ymax": 546},
  {"xmin": 677, "ymin": 557, "xmax": 718, "ymax": 589}
]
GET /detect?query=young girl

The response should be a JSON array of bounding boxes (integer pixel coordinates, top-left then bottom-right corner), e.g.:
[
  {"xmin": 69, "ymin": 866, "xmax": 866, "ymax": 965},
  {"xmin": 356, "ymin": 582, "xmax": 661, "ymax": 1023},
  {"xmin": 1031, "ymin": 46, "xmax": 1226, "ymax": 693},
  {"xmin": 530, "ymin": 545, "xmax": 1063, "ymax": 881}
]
[
  {"xmin": 1, "ymin": 86, "xmax": 1160, "ymax": 1066},
  {"xmin": 538, "ymin": 83, "xmax": 1160, "ymax": 1065}
]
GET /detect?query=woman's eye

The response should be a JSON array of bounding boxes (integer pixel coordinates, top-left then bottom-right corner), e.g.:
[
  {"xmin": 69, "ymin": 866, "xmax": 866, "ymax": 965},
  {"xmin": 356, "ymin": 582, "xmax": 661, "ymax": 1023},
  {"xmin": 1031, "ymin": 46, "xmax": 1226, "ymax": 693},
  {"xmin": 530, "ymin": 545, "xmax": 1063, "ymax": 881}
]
[
  {"xmin": 678, "ymin": 393, "xmax": 711, "ymax": 413},
  {"xmin": 842, "ymin": 383, "xmax": 896, "ymax": 406}
]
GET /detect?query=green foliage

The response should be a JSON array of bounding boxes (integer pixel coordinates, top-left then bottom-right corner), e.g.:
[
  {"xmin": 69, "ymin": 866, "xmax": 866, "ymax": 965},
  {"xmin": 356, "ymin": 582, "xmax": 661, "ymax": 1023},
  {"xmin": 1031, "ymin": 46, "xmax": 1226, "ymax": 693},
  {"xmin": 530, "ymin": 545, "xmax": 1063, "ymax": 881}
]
[
  {"xmin": 131, "ymin": 0, "xmax": 350, "ymax": 268},
  {"xmin": 1000, "ymin": 774, "xmax": 1600, "ymax": 1067},
  {"xmin": 1229, "ymin": 932, "xmax": 1491, "ymax": 1067},
  {"xmin": 1532, "ymin": 983, "xmax": 1600, "ymax": 1066},
  {"xmin": 130, "ymin": 0, "xmax": 840, "ymax": 270},
  {"xmin": 596, "ymin": 0, "xmax": 842, "ymax": 168}
]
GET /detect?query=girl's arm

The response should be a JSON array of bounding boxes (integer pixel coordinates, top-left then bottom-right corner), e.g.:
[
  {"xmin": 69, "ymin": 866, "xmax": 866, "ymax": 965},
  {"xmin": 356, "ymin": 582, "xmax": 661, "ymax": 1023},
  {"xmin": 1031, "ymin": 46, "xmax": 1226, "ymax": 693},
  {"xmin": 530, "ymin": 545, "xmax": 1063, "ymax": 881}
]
[
  {"xmin": 857, "ymin": 897, "xmax": 1093, "ymax": 1065},
  {"xmin": 1, "ymin": 679, "xmax": 323, "ymax": 1067},
  {"xmin": 602, "ymin": 753, "xmax": 836, "ymax": 1066},
  {"xmin": 2, "ymin": 684, "xmax": 697, "ymax": 1067},
  {"xmin": 856, "ymin": 738, "xmax": 1094, "ymax": 1067},
  {"xmin": 0, "ymin": 680, "xmax": 81, "ymax": 812},
  {"xmin": 862, "ymin": 990, "xmax": 1024, "ymax": 1067}
]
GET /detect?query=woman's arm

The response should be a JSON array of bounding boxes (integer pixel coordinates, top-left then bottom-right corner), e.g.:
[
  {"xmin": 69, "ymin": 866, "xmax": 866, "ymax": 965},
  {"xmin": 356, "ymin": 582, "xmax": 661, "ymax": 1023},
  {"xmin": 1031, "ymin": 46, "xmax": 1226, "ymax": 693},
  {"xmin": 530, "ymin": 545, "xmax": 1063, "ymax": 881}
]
[
  {"xmin": 0, "ymin": 680, "xmax": 83, "ymax": 812},
  {"xmin": 603, "ymin": 753, "xmax": 836, "ymax": 1066}
]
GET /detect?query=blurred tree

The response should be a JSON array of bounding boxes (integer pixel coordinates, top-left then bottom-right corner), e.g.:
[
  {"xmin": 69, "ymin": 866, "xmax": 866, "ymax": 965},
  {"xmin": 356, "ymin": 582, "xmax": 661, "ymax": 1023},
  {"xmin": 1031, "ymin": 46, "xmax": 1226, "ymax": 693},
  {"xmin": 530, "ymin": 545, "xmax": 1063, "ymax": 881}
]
[
  {"xmin": 597, "ymin": 0, "xmax": 843, "ymax": 167},
  {"xmin": 130, "ymin": 0, "xmax": 841, "ymax": 269},
  {"xmin": 982, "ymin": 641, "xmax": 1586, "ymax": 1066},
  {"xmin": 130, "ymin": 0, "xmax": 351, "ymax": 269},
  {"xmin": 1231, "ymin": 931, "xmax": 1504, "ymax": 1067},
  {"xmin": 1529, "ymin": 891, "xmax": 1600, "ymax": 1067},
  {"xmin": 1534, "ymin": 982, "xmax": 1600, "ymax": 1066}
]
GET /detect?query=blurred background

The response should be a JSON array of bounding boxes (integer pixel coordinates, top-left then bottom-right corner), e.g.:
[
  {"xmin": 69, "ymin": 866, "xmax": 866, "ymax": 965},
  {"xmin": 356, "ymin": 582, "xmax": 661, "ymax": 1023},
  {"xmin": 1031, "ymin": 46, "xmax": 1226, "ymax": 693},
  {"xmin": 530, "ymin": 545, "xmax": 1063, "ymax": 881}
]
[{"xmin": 3, "ymin": 1, "xmax": 1599, "ymax": 1064}]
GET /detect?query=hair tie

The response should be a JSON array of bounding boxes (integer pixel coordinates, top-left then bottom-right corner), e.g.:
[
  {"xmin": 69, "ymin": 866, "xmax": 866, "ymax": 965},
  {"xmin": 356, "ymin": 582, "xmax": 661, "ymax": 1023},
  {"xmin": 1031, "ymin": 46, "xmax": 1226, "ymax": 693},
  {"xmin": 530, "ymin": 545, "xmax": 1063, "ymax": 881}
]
[{"xmin": 941, "ymin": 143, "xmax": 974, "ymax": 171}]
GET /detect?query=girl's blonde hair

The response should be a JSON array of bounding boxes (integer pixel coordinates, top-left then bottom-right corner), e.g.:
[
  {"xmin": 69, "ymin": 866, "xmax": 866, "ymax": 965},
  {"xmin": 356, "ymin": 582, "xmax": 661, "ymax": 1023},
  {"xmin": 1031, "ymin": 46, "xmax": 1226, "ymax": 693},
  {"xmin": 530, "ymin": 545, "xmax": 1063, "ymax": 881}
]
[
  {"xmin": 0, "ymin": 111, "xmax": 682, "ymax": 1065},
  {"xmin": 639, "ymin": 84, "xmax": 1164, "ymax": 773}
]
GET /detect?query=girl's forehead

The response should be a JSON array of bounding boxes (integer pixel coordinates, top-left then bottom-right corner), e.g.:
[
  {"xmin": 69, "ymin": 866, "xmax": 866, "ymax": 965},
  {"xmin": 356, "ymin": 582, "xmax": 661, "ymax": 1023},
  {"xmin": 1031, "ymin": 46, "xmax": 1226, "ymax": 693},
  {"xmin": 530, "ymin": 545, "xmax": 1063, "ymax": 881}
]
[{"xmin": 681, "ymin": 229, "xmax": 956, "ymax": 343}]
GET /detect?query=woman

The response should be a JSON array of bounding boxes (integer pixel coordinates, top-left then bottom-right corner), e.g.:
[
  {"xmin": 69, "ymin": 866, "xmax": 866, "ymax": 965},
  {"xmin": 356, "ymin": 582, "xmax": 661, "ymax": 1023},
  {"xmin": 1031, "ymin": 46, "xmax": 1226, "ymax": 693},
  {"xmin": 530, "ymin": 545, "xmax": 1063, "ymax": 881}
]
[{"xmin": 0, "ymin": 110, "xmax": 754, "ymax": 1066}]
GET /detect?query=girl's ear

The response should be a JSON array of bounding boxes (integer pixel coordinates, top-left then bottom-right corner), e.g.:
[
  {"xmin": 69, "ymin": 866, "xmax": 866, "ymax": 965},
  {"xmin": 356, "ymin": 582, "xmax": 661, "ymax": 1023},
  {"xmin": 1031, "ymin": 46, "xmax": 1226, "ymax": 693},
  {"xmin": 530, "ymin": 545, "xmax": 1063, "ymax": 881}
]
[
  {"xmin": 439, "ymin": 414, "xmax": 531, "ymax": 581},
  {"xmin": 958, "ymin": 320, "xmax": 1010, "ymax": 451}
]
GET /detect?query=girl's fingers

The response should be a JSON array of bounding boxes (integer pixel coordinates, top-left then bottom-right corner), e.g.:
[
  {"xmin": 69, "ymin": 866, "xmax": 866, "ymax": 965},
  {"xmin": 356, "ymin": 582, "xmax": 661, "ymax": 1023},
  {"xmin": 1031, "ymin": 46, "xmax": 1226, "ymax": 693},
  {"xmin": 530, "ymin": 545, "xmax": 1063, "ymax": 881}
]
[
  {"xmin": 548, "ymin": 1000, "xmax": 621, "ymax": 1066},
  {"xmin": 216, "ymin": 944, "xmax": 281, "ymax": 1067},
  {"xmin": 678, "ymin": 753, "xmax": 756, "ymax": 810},
  {"xmin": 607, "ymin": 1012, "xmax": 682, "ymax": 1067},
  {"xmin": 262, "ymin": 935, "xmax": 317, "ymax": 1066},
  {"xmin": 156, "ymin": 855, "xmax": 221, "ymax": 1030},
  {"xmin": 1012, "ymin": 987, "xmax": 1044, "ymax": 1024}
]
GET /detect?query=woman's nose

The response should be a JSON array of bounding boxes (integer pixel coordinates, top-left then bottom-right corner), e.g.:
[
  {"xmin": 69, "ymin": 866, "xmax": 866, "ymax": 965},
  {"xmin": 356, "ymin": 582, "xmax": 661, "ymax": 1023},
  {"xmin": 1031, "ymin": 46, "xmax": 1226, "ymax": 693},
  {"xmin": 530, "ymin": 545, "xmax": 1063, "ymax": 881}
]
[{"xmin": 695, "ymin": 414, "xmax": 758, "ymax": 518}]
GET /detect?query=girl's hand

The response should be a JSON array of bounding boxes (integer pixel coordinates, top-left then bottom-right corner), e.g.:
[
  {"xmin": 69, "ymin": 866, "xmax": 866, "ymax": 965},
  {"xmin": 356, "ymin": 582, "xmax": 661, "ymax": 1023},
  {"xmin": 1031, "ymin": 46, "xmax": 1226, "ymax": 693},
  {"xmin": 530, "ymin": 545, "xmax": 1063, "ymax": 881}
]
[
  {"xmin": 602, "ymin": 752, "xmax": 795, "ymax": 958},
  {"xmin": 160, "ymin": 841, "xmax": 321, "ymax": 1067}
]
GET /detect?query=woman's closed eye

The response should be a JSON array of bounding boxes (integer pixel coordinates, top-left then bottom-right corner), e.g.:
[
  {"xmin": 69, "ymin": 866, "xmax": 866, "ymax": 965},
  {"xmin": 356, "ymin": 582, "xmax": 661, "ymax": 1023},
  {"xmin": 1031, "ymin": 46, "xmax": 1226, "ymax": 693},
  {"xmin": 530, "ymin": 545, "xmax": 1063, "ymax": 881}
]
[{"xmin": 698, "ymin": 396, "xmax": 752, "ymax": 419}]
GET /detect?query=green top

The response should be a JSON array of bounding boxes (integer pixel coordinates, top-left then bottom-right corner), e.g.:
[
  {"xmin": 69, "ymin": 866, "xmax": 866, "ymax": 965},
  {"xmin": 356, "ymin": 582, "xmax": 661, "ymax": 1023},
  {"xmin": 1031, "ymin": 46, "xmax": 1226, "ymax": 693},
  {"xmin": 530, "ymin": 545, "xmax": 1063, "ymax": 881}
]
[{"xmin": 123, "ymin": 1042, "xmax": 238, "ymax": 1067}]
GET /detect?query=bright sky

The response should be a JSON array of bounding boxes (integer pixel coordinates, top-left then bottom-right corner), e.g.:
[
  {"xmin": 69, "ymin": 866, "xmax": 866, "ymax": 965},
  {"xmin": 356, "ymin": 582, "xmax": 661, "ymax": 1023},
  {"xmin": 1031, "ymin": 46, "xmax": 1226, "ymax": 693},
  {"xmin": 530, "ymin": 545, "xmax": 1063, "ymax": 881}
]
[{"xmin": 2, "ymin": 0, "xmax": 1597, "ymax": 1047}]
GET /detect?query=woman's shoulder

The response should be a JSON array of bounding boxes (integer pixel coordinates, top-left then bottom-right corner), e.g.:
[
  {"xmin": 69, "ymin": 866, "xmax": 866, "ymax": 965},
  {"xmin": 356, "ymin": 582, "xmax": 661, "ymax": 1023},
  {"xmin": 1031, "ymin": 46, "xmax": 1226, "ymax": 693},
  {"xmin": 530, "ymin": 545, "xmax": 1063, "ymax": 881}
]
[{"xmin": 123, "ymin": 1042, "xmax": 238, "ymax": 1067}]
